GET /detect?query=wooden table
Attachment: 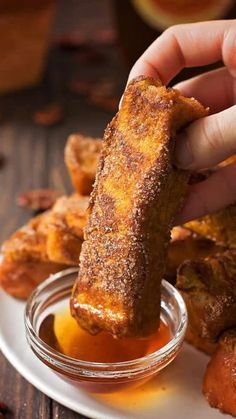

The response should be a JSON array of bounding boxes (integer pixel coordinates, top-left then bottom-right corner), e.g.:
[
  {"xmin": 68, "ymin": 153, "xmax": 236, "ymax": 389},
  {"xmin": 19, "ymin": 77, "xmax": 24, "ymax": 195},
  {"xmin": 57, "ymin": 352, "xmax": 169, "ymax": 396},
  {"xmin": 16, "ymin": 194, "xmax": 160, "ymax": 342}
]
[{"xmin": 0, "ymin": 39, "xmax": 126, "ymax": 418}]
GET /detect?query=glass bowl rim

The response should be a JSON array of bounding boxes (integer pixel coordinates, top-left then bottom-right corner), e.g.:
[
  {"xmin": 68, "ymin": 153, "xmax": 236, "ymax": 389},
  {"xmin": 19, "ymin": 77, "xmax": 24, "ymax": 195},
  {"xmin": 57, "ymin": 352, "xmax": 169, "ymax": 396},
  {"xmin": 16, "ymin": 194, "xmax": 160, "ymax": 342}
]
[{"xmin": 25, "ymin": 267, "xmax": 188, "ymax": 376}]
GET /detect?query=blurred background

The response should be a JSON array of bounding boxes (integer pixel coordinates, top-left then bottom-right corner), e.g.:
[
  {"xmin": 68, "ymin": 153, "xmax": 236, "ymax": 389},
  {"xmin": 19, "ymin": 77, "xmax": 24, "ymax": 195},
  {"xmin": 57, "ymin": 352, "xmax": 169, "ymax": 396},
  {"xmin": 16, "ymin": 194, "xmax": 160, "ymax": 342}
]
[{"xmin": 0, "ymin": 0, "xmax": 236, "ymax": 238}]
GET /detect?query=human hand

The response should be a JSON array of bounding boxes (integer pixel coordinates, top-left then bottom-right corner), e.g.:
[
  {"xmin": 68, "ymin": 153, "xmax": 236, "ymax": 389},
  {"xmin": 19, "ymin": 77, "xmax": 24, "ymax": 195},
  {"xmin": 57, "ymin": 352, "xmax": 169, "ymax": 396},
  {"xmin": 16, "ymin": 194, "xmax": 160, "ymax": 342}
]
[{"xmin": 127, "ymin": 20, "xmax": 236, "ymax": 224}]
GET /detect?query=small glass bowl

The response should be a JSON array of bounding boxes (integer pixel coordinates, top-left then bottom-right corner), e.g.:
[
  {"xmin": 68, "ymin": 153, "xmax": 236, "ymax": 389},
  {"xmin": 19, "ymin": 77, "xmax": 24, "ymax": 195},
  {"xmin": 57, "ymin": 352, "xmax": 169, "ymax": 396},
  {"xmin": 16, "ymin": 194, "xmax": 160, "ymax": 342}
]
[{"xmin": 25, "ymin": 268, "xmax": 187, "ymax": 393}]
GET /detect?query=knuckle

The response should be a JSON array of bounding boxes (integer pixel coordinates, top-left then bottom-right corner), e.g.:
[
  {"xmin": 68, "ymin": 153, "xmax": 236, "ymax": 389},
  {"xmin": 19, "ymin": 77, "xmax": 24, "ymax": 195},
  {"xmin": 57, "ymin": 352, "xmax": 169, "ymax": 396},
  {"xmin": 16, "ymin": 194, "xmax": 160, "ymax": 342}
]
[
  {"xmin": 201, "ymin": 117, "xmax": 221, "ymax": 153},
  {"xmin": 210, "ymin": 110, "xmax": 236, "ymax": 156},
  {"xmin": 213, "ymin": 114, "xmax": 225, "ymax": 146},
  {"xmin": 163, "ymin": 26, "xmax": 175, "ymax": 38},
  {"xmin": 164, "ymin": 24, "xmax": 183, "ymax": 37},
  {"xmin": 194, "ymin": 185, "xmax": 212, "ymax": 216},
  {"xmin": 223, "ymin": 27, "xmax": 236, "ymax": 75},
  {"xmin": 163, "ymin": 25, "xmax": 185, "ymax": 67},
  {"xmin": 212, "ymin": 115, "xmax": 225, "ymax": 148}
]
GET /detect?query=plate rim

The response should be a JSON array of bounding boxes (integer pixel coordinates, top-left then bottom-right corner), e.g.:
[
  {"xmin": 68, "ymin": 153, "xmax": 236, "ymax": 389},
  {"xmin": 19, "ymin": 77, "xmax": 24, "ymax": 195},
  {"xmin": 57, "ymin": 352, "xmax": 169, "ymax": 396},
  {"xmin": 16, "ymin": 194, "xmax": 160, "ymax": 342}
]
[{"xmin": 0, "ymin": 291, "xmax": 116, "ymax": 419}]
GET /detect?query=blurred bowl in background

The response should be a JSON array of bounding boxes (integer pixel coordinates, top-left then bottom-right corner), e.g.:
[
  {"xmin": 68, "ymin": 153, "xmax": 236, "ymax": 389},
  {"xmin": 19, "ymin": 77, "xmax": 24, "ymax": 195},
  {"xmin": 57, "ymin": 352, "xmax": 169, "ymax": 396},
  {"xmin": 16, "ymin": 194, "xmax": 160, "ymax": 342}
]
[{"xmin": 0, "ymin": 1, "xmax": 55, "ymax": 94}]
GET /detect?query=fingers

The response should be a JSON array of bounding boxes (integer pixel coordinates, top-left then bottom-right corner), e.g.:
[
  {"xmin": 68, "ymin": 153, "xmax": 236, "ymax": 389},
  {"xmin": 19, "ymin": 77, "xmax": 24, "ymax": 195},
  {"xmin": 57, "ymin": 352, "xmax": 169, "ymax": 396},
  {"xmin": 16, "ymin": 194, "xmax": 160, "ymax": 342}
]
[
  {"xmin": 128, "ymin": 20, "xmax": 236, "ymax": 85},
  {"xmin": 174, "ymin": 67, "xmax": 235, "ymax": 114},
  {"xmin": 175, "ymin": 104, "xmax": 236, "ymax": 170},
  {"xmin": 174, "ymin": 162, "xmax": 236, "ymax": 225}
]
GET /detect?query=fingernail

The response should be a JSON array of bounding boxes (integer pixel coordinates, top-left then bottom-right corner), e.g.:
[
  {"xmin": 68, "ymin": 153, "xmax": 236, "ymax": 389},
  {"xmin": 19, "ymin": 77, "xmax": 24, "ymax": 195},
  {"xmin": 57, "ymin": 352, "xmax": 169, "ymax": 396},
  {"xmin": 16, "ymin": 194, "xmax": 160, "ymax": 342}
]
[
  {"xmin": 175, "ymin": 132, "xmax": 193, "ymax": 168},
  {"xmin": 118, "ymin": 94, "xmax": 124, "ymax": 110}
]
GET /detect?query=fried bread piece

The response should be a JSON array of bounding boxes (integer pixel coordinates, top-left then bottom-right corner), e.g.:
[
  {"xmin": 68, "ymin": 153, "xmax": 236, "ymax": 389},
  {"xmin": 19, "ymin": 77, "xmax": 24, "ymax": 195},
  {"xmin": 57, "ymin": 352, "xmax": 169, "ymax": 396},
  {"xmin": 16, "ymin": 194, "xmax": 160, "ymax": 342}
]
[
  {"xmin": 166, "ymin": 226, "xmax": 224, "ymax": 284},
  {"xmin": 71, "ymin": 76, "xmax": 207, "ymax": 338},
  {"xmin": 65, "ymin": 134, "xmax": 102, "ymax": 195},
  {"xmin": 0, "ymin": 194, "xmax": 89, "ymax": 299},
  {"xmin": 50, "ymin": 194, "xmax": 89, "ymax": 237},
  {"xmin": 0, "ymin": 212, "xmax": 67, "ymax": 299},
  {"xmin": 0, "ymin": 259, "xmax": 65, "ymax": 299},
  {"xmin": 184, "ymin": 204, "xmax": 236, "ymax": 248},
  {"xmin": 203, "ymin": 329, "xmax": 236, "ymax": 417},
  {"xmin": 1, "ymin": 212, "xmax": 50, "ymax": 263},
  {"xmin": 46, "ymin": 194, "xmax": 89, "ymax": 265},
  {"xmin": 177, "ymin": 250, "xmax": 236, "ymax": 354},
  {"xmin": 185, "ymin": 155, "xmax": 236, "ymax": 248}
]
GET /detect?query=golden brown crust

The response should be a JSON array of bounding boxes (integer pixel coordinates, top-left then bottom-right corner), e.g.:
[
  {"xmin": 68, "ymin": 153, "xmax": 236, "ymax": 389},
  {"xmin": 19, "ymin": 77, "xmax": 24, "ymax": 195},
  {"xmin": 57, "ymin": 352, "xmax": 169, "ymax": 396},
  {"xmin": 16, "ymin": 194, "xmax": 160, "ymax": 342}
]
[
  {"xmin": 0, "ymin": 259, "xmax": 66, "ymax": 299},
  {"xmin": 0, "ymin": 194, "xmax": 89, "ymax": 299},
  {"xmin": 46, "ymin": 225, "xmax": 83, "ymax": 265},
  {"xmin": 52, "ymin": 194, "xmax": 89, "ymax": 238},
  {"xmin": 203, "ymin": 329, "xmax": 236, "ymax": 416},
  {"xmin": 166, "ymin": 226, "xmax": 223, "ymax": 284},
  {"xmin": 71, "ymin": 76, "xmax": 208, "ymax": 338},
  {"xmin": 45, "ymin": 194, "xmax": 89, "ymax": 264},
  {"xmin": 65, "ymin": 134, "xmax": 102, "ymax": 195},
  {"xmin": 177, "ymin": 250, "xmax": 236, "ymax": 354},
  {"xmin": 2, "ymin": 212, "xmax": 50, "ymax": 263},
  {"xmin": 185, "ymin": 155, "xmax": 236, "ymax": 248},
  {"xmin": 184, "ymin": 204, "xmax": 236, "ymax": 248}
]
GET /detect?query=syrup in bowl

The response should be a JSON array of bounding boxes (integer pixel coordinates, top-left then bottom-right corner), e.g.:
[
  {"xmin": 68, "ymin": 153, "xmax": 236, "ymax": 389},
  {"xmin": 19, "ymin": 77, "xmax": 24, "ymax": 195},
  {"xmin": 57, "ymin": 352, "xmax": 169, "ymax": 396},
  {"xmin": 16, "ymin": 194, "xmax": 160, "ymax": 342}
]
[
  {"xmin": 25, "ymin": 268, "xmax": 187, "ymax": 393},
  {"xmin": 39, "ymin": 306, "xmax": 170, "ymax": 363}
]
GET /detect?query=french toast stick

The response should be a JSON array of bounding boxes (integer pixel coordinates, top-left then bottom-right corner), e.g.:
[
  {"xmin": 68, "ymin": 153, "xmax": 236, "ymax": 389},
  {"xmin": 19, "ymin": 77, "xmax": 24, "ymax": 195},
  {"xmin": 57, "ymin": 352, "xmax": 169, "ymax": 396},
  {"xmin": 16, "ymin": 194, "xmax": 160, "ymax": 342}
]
[
  {"xmin": 71, "ymin": 76, "xmax": 207, "ymax": 338},
  {"xmin": 0, "ymin": 194, "xmax": 89, "ymax": 299},
  {"xmin": 185, "ymin": 204, "xmax": 236, "ymax": 248},
  {"xmin": 0, "ymin": 212, "xmax": 66, "ymax": 299},
  {"xmin": 177, "ymin": 250, "xmax": 236, "ymax": 354},
  {"xmin": 65, "ymin": 134, "xmax": 102, "ymax": 195},
  {"xmin": 203, "ymin": 329, "xmax": 236, "ymax": 416},
  {"xmin": 0, "ymin": 259, "xmax": 65, "ymax": 299},
  {"xmin": 166, "ymin": 226, "xmax": 224, "ymax": 284}
]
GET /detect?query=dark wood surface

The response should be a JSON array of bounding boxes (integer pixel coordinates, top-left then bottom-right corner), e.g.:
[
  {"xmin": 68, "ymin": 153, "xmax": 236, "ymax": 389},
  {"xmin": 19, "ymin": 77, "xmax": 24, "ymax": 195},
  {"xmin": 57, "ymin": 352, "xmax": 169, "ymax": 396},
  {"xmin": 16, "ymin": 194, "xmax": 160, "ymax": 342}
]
[{"xmin": 0, "ymin": 34, "xmax": 126, "ymax": 418}]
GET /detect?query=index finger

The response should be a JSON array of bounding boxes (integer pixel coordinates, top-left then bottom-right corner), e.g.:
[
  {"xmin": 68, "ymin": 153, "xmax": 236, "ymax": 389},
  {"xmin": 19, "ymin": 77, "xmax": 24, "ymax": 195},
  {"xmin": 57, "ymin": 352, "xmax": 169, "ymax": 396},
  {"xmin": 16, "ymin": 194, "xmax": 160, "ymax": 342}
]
[{"xmin": 128, "ymin": 20, "xmax": 236, "ymax": 85}]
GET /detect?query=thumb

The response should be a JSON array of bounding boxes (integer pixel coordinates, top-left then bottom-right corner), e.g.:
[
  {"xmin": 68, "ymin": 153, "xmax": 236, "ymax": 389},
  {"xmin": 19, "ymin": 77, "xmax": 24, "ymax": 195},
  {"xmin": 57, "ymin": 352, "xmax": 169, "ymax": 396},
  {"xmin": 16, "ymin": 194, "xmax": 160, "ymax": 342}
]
[{"xmin": 174, "ymin": 105, "xmax": 236, "ymax": 170}]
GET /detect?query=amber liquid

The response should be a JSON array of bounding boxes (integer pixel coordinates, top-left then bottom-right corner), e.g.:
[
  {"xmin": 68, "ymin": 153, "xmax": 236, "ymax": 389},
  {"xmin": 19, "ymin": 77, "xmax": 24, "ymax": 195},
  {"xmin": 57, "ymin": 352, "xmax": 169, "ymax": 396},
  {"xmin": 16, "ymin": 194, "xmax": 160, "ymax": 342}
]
[{"xmin": 39, "ymin": 307, "xmax": 170, "ymax": 363}]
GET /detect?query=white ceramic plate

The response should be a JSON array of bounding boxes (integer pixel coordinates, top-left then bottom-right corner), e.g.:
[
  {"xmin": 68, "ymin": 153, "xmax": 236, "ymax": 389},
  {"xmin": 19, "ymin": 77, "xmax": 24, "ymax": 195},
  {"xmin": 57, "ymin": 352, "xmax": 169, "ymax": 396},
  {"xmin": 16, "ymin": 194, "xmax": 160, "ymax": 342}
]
[{"xmin": 0, "ymin": 288, "xmax": 229, "ymax": 419}]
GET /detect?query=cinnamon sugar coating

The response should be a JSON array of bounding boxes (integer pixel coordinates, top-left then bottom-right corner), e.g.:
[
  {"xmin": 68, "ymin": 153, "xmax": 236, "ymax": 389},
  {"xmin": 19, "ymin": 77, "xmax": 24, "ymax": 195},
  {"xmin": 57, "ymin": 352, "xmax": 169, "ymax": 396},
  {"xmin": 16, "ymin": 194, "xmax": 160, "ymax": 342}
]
[{"xmin": 71, "ymin": 76, "xmax": 207, "ymax": 337}]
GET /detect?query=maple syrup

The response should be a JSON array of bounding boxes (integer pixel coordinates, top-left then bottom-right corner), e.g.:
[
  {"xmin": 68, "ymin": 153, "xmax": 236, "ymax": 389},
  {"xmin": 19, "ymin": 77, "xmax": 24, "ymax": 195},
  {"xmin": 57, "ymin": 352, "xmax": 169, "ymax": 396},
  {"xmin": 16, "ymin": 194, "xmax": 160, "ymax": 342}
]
[
  {"xmin": 39, "ymin": 305, "xmax": 171, "ymax": 364},
  {"xmin": 26, "ymin": 269, "xmax": 187, "ymax": 393}
]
